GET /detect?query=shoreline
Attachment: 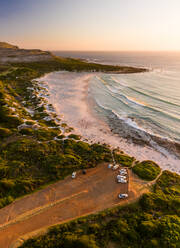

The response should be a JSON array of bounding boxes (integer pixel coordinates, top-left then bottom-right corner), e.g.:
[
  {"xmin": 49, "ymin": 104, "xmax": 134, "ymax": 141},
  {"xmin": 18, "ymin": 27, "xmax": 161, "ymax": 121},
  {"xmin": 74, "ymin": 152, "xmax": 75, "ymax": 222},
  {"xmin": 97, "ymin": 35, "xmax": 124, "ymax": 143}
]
[{"xmin": 38, "ymin": 71, "xmax": 180, "ymax": 174}]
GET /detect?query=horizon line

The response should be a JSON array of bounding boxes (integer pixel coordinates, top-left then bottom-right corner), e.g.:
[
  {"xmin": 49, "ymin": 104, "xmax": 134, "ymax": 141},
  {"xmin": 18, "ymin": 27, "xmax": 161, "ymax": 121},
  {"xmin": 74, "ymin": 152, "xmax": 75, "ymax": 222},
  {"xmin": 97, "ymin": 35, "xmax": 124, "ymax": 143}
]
[{"xmin": 51, "ymin": 49, "xmax": 180, "ymax": 52}]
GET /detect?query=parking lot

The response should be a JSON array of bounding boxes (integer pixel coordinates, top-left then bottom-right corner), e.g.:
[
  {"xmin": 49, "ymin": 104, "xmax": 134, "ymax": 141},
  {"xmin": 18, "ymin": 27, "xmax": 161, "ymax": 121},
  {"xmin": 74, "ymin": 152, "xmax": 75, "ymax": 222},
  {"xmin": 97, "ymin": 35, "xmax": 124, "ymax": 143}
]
[{"xmin": 0, "ymin": 163, "xmax": 148, "ymax": 248}]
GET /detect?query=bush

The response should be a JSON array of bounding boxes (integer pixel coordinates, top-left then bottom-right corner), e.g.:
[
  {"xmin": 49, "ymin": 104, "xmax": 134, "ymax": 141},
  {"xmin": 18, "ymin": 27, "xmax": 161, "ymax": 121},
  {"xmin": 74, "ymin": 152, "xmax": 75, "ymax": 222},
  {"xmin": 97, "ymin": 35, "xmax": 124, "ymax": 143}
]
[
  {"xmin": 4, "ymin": 115, "xmax": 23, "ymax": 127},
  {"xmin": 33, "ymin": 128, "xmax": 60, "ymax": 141},
  {"xmin": 63, "ymin": 235, "xmax": 99, "ymax": 248},
  {"xmin": 0, "ymin": 127, "xmax": 12, "ymax": 137},
  {"xmin": 0, "ymin": 178, "xmax": 15, "ymax": 190},
  {"xmin": 114, "ymin": 153, "xmax": 134, "ymax": 167},
  {"xmin": 0, "ymin": 195, "xmax": 14, "ymax": 208},
  {"xmin": 25, "ymin": 120, "xmax": 36, "ymax": 125},
  {"xmin": 157, "ymin": 215, "xmax": 180, "ymax": 247},
  {"xmin": 68, "ymin": 134, "xmax": 81, "ymax": 140},
  {"xmin": 132, "ymin": 160, "xmax": 161, "ymax": 181},
  {"xmin": 19, "ymin": 128, "xmax": 34, "ymax": 135}
]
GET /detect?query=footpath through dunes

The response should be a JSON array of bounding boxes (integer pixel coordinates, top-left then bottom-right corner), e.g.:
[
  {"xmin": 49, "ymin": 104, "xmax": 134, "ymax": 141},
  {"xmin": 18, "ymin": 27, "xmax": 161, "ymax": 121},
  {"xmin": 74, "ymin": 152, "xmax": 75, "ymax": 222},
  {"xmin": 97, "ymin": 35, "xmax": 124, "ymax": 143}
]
[{"xmin": 0, "ymin": 164, "xmax": 150, "ymax": 248}]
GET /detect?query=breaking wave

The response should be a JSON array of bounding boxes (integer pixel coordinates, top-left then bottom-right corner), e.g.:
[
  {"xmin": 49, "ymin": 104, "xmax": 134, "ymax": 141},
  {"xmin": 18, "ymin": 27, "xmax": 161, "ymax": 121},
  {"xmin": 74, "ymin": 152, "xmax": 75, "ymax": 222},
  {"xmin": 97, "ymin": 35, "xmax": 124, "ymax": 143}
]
[{"xmin": 89, "ymin": 71, "xmax": 180, "ymax": 157}]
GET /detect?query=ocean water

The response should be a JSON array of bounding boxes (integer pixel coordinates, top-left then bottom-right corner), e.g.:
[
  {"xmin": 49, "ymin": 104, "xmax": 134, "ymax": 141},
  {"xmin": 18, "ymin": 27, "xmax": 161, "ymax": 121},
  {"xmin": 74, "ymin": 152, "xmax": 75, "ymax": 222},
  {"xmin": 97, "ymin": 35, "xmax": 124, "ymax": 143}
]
[
  {"xmin": 53, "ymin": 51, "xmax": 180, "ymax": 158},
  {"xmin": 54, "ymin": 51, "xmax": 180, "ymax": 71}
]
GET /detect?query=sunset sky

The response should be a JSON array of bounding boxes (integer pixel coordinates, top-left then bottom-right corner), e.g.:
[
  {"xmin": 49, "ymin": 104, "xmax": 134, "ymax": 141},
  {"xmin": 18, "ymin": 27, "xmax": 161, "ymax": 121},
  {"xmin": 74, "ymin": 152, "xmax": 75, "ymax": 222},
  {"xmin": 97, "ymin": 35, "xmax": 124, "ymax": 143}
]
[{"xmin": 1, "ymin": 0, "xmax": 180, "ymax": 51}]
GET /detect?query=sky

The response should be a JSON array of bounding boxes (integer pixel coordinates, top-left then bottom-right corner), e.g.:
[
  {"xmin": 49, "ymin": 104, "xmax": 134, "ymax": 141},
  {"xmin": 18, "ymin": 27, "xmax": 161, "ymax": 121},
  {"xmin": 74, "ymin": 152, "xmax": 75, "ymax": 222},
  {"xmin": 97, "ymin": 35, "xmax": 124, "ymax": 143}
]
[{"xmin": 1, "ymin": 0, "xmax": 180, "ymax": 51}]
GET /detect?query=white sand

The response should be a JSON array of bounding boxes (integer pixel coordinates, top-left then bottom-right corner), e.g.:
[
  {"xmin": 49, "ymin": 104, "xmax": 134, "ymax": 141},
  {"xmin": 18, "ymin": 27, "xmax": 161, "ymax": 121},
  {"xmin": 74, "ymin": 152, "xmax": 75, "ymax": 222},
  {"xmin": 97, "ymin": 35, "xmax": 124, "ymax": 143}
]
[{"xmin": 38, "ymin": 71, "xmax": 180, "ymax": 174}]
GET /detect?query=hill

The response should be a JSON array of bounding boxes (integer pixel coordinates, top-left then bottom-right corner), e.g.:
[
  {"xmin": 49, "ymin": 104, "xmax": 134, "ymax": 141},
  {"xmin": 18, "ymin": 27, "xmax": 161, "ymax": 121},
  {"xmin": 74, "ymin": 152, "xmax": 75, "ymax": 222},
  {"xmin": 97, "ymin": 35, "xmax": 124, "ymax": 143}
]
[
  {"xmin": 0, "ymin": 42, "xmax": 53, "ymax": 63},
  {"xmin": 0, "ymin": 42, "xmax": 19, "ymax": 49}
]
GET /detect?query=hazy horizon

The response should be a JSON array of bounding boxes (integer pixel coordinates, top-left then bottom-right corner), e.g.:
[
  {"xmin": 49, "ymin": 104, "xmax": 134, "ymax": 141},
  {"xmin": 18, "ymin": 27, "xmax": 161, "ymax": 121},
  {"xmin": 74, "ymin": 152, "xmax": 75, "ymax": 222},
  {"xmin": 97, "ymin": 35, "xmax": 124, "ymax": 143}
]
[
  {"xmin": 1, "ymin": 0, "xmax": 180, "ymax": 51},
  {"xmin": 51, "ymin": 50, "xmax": 180, "ymax": 52}
]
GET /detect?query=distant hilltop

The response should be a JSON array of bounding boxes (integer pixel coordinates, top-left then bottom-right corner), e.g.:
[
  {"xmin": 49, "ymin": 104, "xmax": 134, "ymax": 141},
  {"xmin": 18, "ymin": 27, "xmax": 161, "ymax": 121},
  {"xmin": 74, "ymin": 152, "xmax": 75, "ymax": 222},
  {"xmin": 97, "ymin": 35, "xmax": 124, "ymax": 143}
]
[
  {"xmin": 0, "ymin": 41, "xmax": 53, "ymax": 63},
  {"xmin": 0, "ymin": 42, "xmax": 19, "ymax": 49}
]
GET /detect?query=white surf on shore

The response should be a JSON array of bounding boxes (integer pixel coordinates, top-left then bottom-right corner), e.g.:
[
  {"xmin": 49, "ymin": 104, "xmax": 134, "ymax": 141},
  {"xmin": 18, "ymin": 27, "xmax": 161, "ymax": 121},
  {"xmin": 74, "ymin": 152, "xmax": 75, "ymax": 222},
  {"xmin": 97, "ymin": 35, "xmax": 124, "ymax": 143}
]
[{"xmin": 38, "ymin": 71, "xmax": 180, "ymax": 174}]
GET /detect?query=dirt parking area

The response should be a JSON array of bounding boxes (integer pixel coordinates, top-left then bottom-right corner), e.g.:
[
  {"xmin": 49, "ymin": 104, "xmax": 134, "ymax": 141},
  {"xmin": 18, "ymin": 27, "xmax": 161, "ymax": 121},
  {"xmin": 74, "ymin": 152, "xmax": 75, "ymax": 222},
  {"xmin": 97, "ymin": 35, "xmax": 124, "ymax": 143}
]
[{"xmin": 0, "ymin": 164, "xmax": 149, "ymax": 248}]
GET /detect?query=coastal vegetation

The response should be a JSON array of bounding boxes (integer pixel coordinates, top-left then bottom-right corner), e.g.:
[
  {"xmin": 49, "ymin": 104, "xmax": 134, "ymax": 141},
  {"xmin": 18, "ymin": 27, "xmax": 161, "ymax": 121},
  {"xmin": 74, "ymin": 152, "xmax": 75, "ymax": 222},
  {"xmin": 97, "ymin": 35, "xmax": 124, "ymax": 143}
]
[
  {"xmin": 20, "ymin": 171, "xmax": 180, "ymax": 248},
  {"xmin": 0, "ymin": 138, "xmax": 112, "ymax": 208},
  {"xmin": 114, "ymin": 153, "xmax": 135, "ymax": 167},
  {"xmin": 132, "ymin": 160, "xmax": 161, "ymax": 181},
  {"xmin": 10, "ymin": 55, "xmax": 147, "ymax": 74}
]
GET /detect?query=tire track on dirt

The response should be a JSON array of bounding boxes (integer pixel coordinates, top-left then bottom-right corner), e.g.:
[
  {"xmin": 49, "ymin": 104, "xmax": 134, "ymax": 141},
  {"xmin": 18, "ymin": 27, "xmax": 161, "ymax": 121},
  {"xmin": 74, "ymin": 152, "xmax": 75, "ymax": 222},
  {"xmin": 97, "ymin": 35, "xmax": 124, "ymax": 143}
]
[{"xmin": 0, "ymin": 190, "xmax": 88, "ymax": 232}]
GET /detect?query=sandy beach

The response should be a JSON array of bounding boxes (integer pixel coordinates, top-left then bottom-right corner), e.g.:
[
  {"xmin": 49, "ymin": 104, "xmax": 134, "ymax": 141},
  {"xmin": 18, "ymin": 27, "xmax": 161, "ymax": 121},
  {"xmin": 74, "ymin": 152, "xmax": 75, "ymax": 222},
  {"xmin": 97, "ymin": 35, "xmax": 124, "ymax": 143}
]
[{"xmin": 38, "ymin": 71, "xmax": 180, "ymax": 174}]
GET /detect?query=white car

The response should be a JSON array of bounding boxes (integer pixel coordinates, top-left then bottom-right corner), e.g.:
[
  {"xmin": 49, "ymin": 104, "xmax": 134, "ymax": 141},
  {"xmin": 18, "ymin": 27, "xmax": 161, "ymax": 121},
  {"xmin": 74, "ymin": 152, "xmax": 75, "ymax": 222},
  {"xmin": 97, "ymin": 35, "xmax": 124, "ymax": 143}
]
[
  {"xmin": 119, "ymin": 193, "xmax": 128, "ymax": 199},
  {"xmin": 119, "ymin": 170, "xmax": 127, "ymax": 175},
  {"xmin": 108, "ymin": 164, "xmax": 113, "ymax": 169},
  {"xmin": 117, "ymin": 175, "xmax": 126, "ymax": 180},
  {"xmin": 112, "ymin": 164, "xmax": 119, "ymax": 170},
  {"xmin": 72, "ymin": 172, "xmax": 76, "ymax": 179},
  {"xmin": 117, "ymin": 179, "xmax": 127, "ymax": 183}
]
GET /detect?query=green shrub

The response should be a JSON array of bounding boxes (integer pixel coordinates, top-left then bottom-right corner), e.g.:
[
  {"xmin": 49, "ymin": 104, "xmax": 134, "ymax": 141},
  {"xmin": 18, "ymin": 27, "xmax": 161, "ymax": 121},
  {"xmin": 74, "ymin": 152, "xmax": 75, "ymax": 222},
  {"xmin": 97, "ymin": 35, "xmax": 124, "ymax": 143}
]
[
  {"xmin": 0, "ymin": 195, "xmax": 14, "ymax": 208},
  {"xmin": 132, "ymin": 160, "xmax": 161, "ymax": 181},
  {"xmin": 25, "ymin": 120, "xmax": 36, "ymax": 125},
  {"xmin": 33, "ymin": 128, "xmax": 60, "ymax": 141},
  {"xmin": 19, "ymin": 128, "xmax": 34, "ymax": 135},
  {"xmin": 0, "ymin": 178, "xmax": 15, "ymax": 190},
  {"xmin": 0, "ymin": 127, "xmax": 12, "ymax": 137},
  {"xmin": 57, "ymin": 134, "xmax": 66, "ymax": 139},
  {"xmin": 114, "ymin": 153, "xmax": 134, "ymax": 167},
  {"xmin": 68, "ymin": 134, "xmax": 81, "ymax": 140},
  {"xmin": 4, "ymin": 115, "xmax": 23, "ymax": 127}
]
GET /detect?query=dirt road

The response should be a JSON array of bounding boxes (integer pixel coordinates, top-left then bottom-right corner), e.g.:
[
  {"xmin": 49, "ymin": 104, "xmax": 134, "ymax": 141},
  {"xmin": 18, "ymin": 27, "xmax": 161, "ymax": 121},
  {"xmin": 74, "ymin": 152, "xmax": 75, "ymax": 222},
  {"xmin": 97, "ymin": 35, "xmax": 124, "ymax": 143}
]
[{"xmin": 0, "ymin": 164, "xmax": 150, "ymax": 248}]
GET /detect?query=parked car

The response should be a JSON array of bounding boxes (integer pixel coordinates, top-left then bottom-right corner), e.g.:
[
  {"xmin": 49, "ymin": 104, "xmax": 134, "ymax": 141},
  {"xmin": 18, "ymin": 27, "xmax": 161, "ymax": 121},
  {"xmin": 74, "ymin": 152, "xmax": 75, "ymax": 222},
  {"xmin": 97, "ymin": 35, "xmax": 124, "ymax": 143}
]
[
  {"xmin": 119, "ymin": 170, "xmax": 127, "ymax": 175},
  {"xmin": 117, "ymin": 178, "xmax": 127, "ymax": 183},
  {"xmin": 117, "ymin": 175, "xmax": 126, "ymax": 180},
  {"xmin": 119, "ymin": 193, "xmax": 128, "ymax": 199},
  {"xmin": 113, "ymin": 164, "xmax": 119, "ymax": 170},
  {"xmin": 108, "ymin": 164, "xmax": 113, "ymax": 169},
  {"xmin": 72, "ymin": 172, "xmax": 76, "ymax": 179}
]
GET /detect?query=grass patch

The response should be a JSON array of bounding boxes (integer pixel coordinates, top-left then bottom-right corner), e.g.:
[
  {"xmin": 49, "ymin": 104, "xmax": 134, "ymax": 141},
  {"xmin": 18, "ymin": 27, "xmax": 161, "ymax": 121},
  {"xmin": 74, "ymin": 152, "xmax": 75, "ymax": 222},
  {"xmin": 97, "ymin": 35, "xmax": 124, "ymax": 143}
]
[
  {"xmin": 132, "ymin": 160, "xmax": 161, "ymax": 181},
  {"xmin": 114, "ymin": 153, "xmax": 134, "ymax": 167}
]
